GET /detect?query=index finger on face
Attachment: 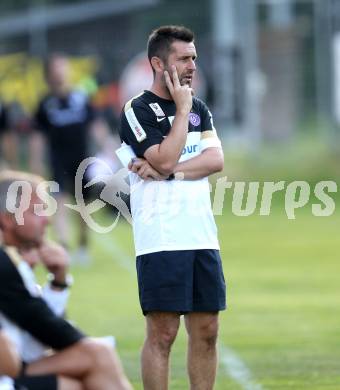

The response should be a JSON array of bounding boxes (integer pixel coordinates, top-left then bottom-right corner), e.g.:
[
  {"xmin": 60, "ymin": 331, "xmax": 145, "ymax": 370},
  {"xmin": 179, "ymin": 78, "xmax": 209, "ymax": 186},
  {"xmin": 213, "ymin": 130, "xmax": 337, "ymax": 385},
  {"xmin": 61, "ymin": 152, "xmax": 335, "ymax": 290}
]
[
  {"xmin": 171, "ymin": 65, "xmax": 180, "ymax": 87},
  {"xmin": 164, "ymin": 70, "xmax": 174, "ymax": 94}
]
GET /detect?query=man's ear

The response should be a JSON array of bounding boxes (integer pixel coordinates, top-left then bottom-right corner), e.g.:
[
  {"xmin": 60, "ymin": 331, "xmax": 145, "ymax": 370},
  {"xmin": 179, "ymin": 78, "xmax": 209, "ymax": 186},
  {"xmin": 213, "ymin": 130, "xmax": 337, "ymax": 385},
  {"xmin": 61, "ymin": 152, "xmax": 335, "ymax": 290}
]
[{"xmin": 150, "ymin": 56, "xmax": 164, "ymax": 74}]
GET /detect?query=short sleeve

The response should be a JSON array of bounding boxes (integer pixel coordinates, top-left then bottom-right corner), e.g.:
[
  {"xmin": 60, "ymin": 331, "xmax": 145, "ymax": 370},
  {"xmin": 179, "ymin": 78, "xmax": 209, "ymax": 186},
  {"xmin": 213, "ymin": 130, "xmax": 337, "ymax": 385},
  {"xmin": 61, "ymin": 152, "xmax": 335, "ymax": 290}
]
[
  {"xmin": 199, "ymin": 103, "xmax": 213, "ymax": 132},
  {"xmin": 120, "ymin": 101, "xmax": 164, "ymax": 157},
  {"xmin": 198, "ymin": 100, "xmax": 222, "ymax": 151}
]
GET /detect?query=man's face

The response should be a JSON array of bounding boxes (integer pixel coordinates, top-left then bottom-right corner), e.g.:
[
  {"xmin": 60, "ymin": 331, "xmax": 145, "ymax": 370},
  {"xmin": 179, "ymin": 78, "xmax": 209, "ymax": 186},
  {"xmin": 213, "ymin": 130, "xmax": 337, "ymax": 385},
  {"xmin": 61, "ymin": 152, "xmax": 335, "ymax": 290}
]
[
  {"xmin": 163, "ymin": 40, "xmax": 197, "ymax": 87},
  {"xmin": 11, "ymin": 193, "xmax": 49, "ymax": 248},
  {"xmin": 46, "ymin": 57, "xmax": 70, "ymax": 94}
]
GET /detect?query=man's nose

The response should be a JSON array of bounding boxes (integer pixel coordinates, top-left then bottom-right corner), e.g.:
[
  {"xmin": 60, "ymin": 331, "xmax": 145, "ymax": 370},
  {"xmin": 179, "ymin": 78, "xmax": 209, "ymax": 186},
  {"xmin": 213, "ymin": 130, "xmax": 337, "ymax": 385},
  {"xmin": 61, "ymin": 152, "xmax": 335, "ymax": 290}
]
[{"xmin": 188, "ymin": 59, "xmax": 196, "ymax": 71}]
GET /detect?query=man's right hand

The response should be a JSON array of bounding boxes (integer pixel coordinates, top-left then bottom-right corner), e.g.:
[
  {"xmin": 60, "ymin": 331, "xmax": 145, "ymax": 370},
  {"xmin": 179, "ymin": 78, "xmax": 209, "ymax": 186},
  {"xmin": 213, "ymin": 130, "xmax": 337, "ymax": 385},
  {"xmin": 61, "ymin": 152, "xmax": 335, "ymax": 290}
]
[
  {"xmin": 38, "ymin": 242, "xmax": 70, "ymax": 285},
  {"xmin": 164, "ymin": 65, "xmax": 192, "ymax": 115},
  {"xmin": 128, "ymin": 158, "xmax": 168, "ymax": 181}
]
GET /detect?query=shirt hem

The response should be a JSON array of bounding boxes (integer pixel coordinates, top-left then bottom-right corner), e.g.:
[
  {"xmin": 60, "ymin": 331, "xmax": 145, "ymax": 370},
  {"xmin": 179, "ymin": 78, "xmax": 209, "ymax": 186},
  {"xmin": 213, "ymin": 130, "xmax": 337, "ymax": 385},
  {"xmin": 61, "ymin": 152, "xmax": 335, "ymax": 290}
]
[{"xmin": 135, "ymin": 244, "xmax": 220, "ymax": 257}]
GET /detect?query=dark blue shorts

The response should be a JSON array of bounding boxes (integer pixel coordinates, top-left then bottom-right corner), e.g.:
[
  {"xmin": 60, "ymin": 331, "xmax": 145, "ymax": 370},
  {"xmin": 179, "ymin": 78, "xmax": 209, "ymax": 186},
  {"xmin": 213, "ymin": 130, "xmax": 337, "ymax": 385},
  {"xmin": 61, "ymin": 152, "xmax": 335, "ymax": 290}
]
[
  {"xmin": 15, "ymin": 374, "xmax": 57, "ymax": 390},
  {"xmin": 136, "ymin": 249, "xmax": 226, "ymax": 315}
]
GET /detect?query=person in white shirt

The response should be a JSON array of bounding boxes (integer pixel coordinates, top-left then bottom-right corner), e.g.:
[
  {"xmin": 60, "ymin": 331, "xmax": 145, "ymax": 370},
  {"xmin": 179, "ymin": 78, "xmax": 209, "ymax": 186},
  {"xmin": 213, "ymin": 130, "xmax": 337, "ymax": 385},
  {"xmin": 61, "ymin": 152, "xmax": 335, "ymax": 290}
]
[{"xmin": 119, "ymin": 25, "xmax": 226, "ymax": 390}]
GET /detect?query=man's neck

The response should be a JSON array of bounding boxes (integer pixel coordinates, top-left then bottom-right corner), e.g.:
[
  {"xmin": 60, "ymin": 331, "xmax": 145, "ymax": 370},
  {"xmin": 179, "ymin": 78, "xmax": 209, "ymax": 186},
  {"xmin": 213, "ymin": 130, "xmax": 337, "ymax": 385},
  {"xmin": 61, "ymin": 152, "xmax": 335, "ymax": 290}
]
[
  {"xmin": 1, "ymin": 233, "xmax": 32, "ymax": 252},
  {"xmin": 52, "ymin": 86, "xmax": 70, "ymax": 98},
  {"xmin": 150, "ymin": 81, "xmax": 172, "ymax": 101},
  {"xmin": 1, "ymin": 232, "xmax": 16, "ymax": 248}
]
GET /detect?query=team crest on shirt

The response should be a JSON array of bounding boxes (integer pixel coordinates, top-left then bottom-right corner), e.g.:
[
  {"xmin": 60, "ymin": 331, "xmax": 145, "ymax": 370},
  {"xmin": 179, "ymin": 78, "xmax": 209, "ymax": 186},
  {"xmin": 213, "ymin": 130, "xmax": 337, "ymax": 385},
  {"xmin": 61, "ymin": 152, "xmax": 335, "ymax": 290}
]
[
  {"xmin": 189, "ymin": 113, "xmax": 201, "ymax": 126},
  {"xmin": 149, "ymin": 103, "xmax": 165, "ymax": 117}
]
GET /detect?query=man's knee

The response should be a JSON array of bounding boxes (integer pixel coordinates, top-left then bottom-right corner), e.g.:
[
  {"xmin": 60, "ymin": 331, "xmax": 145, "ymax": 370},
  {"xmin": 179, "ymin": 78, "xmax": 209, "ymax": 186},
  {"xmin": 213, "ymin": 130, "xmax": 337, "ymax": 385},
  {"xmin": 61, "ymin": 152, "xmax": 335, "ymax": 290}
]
[
  {"xmin": 58, "ymin": 376, "xmax": 83, "ymax": 390},
  {"xmin": 79, "ymin": 338, "xmax": 115, "ymax": 371},
  {"xmin": 147, "ymin": 315, "xmax": 180, "ymax": 353},
  {"xmin": 202, "ymin": 320, "xmax": 219, "ymax": 347},
  {"xmin": 150, "ymin": 325, "xmax": 178, "ymax": 353},
  {"xmin": 189, "ymin": 316, "xmax": 219, "ymax": 347}
]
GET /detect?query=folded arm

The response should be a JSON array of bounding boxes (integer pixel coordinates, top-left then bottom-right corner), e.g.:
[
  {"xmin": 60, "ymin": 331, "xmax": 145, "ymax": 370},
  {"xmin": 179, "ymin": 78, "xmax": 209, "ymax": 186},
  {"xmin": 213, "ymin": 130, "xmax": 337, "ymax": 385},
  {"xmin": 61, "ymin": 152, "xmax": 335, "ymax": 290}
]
[
  {"xmin": 130, "ymin": 147, "xmax": 224, "ymax": 181},
  {"xmin": 172, "ymin": 147, "xmax": 224, "ymax": 180}
]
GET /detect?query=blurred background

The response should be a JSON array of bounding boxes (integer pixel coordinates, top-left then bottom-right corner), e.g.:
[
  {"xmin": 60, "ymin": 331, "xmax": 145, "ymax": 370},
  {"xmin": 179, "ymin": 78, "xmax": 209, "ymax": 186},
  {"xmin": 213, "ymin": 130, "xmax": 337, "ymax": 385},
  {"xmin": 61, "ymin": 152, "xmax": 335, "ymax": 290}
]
[
  {"xmin": 0, "ymin": 1, "xmax": 339, "ymax": 389},
  {"xmin": 1, "ymin": 0, "xmax": 340, "ymax": 152}
]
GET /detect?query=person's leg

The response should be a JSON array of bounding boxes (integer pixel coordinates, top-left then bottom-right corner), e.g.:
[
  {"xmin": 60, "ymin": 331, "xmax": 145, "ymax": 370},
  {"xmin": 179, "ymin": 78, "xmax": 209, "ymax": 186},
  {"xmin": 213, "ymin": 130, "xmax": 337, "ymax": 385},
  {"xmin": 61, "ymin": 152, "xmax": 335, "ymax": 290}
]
[
  {"xmin": 28, "ymin": 131, "xmax": 46, "ymax": 176},
  {"xmin": 78, "ymin": 211, "xmax": 88, "ymax": 248},
  {"xmin": 73, "ymin": 160, "xmax": 89, "ymax": 255},
  {"xmin": 1, "ymin": 131, "xmax": 19, "ymax": 168},
  {"xmin": 184, "ymin": 312, "xmax": 219, "ymax": 390},
  {"xmin": 54, "ymin": 193, "xmax": 70, "ymax": 248},
  {"xmin": 58, "ymin": 376, "xmax": 83, "ymax": 390},
  {"xmin": 25, "ymin": 338, "xmax": 132, "ymax": 390},
  {"xmin": 141, "ymin": 312, "xmax": 180, "ymax": 390}
]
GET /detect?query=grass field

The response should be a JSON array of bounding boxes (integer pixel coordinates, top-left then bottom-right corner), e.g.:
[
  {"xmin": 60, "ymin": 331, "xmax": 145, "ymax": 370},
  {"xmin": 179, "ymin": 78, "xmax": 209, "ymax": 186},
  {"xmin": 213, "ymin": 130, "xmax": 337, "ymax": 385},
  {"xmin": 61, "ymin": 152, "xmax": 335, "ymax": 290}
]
[
  {"xmin": 53, "ymin": 203, "xmax": 339, "ymax": 390},
  {"xmin": 39, "ymin": 141, "xmax": 340, "ymax": 389}
]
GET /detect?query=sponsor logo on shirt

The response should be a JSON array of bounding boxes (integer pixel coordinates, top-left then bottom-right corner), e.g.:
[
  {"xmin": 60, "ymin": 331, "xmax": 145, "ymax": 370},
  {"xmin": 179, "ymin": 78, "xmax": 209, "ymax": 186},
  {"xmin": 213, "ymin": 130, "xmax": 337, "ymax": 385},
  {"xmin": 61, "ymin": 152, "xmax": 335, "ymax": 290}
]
[
  {"xmin": 135, "ymin": 126, "xmax": 145, "ymax": 138},
  {"xmin": 125, "ymin": 107, "xmax": 147, "ymax": 142},
  {"xmin": 182, "ymin": 144, "xmax": 199, "ymax": 155},
  {"xmin": 149, "ymin": 102, "xmax": 165, "ymax": 117}
]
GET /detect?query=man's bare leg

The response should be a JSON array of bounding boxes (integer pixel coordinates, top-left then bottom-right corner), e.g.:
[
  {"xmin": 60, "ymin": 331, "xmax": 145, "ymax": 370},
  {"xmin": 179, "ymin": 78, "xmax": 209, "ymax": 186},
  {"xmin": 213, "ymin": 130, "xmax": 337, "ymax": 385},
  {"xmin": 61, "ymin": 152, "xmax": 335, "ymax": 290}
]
[
  {"xmin": 141, "ymin": 312, "xmax": 180, "ymax": 390},
  {"xmin": 54, "ymin": 194, "xmax": 70, "ymax": 248},
  {"xmin": 58, "ymin": 376, "xmax": 82, "ymax": 390},
  {"xmin": 26, "ymin": 338, "xmax": 132, "ymax": 390},
  {"xmin": 28, "ymin": 131, "xmax": 46, "ymax": 176},
  {"xmin": 1, "ymin": 131, "xmax": 19, "ymax": 168},
  {"xmin": 185, "ymin": 312, "xmax": 219, "ymax": 390}
]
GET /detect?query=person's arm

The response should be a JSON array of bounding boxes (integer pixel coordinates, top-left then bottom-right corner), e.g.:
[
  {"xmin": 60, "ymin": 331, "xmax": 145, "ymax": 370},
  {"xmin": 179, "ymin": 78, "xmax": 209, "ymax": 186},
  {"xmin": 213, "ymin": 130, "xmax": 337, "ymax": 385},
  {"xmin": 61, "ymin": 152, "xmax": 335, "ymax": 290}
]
[
  {"xmin": 172, "ymin": 146, "xmax": 224, "ymax": 180},
  {"xmin": 37, "ymin": 241, "xmax": 71, "ymax": 289},
  {"xmin": 130, "ymin": 100, "xmax": 224, "ymax": 180},
  {"xmin": 0, "ymin": 329, "xmax": 20, "ymax": 377},
  {"xmin": 0, "ymin": 250, "xmax": 84, "ymax": 351},
  {"xmin": 129, "ymin": 146, "xmax": 223, "ymax": 181},
  {"xmin": 143, "ymin": 66, "xmax": 193, "ymax": 175},
  {"xmin": 38, "ymin": 242, "xmax": 72, "ymax": 316},
  {"xmin": 128, "ymin": 158, "xmax": 168, "ymax": 181},
  {"xmin": 28, "ymin": 131, "xmax": 46, "ymax": 176}
]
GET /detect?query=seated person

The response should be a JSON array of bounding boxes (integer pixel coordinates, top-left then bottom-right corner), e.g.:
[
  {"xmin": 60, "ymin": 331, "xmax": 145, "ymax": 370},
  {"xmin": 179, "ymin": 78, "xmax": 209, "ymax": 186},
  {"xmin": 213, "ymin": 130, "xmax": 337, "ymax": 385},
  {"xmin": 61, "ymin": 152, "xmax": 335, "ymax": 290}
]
[{"xmin": 0, "ymin": 170, "xmax": 132, "ymax": 390}]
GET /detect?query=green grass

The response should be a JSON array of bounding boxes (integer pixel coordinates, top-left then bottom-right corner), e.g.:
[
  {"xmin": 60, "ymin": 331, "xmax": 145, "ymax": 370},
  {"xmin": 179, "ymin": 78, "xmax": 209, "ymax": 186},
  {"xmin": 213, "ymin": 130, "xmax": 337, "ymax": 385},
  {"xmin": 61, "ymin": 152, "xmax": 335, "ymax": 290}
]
[
  {"xmin": 36, "ymin": 138, "xmax": 340, "ymax": 389},
  {"xmin": 48, "ymin": 203, "xmax": 339, "ymax": 390}
]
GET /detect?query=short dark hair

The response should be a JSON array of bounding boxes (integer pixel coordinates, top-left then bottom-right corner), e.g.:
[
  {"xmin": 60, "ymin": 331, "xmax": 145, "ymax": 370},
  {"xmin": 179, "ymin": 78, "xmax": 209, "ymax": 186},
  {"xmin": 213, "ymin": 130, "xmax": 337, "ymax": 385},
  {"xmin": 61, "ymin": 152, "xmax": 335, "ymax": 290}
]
[{"xmin": 147, "ymin": 25, "xmax": 194, "ymax": 66}]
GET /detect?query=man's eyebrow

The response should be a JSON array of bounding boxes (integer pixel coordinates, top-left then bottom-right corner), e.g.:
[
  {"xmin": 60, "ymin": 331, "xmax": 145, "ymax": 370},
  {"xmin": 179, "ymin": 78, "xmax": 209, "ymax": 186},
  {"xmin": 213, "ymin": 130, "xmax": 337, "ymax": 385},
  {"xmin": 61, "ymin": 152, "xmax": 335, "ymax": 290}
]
[{"xmin": 179, "ymin": 54, "xmax": 197, "ymax": 59}]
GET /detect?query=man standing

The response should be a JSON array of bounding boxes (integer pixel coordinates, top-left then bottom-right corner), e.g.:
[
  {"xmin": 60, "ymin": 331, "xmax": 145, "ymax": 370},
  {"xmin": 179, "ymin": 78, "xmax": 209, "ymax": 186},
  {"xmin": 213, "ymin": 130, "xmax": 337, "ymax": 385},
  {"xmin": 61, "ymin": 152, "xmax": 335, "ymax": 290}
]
[
  {"xmin": 120, "ymin": 25, "xmax": 226, "ymax": 389},
  {"xmin": 32, "ymin": 54, "xmax": 96, "ymax": 260}
]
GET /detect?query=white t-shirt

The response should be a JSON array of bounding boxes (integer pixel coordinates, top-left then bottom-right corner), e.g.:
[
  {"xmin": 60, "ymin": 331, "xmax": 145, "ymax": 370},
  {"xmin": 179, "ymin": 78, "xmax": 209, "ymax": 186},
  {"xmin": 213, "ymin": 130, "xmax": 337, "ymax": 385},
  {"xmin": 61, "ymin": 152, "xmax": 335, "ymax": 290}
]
[{"xmin": 119, "ymin": 91, "xmax": 222, "ymax": 256}]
